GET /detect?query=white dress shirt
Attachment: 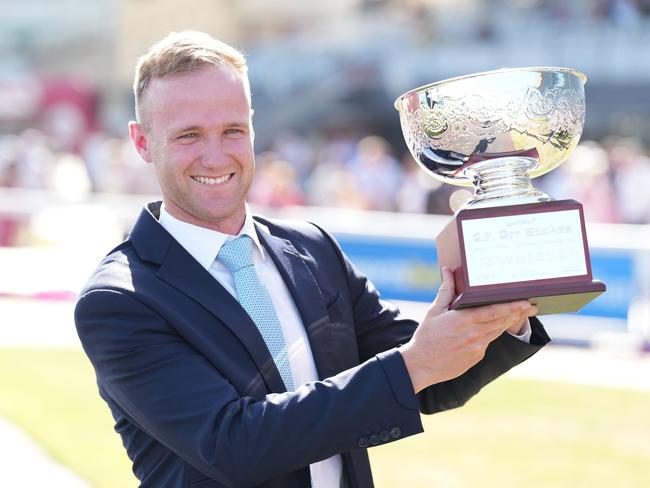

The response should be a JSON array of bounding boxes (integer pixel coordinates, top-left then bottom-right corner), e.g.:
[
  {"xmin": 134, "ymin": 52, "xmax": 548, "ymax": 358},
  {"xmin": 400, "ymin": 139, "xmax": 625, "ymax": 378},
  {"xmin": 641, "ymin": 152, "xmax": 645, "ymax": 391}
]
[{"xmin": 159, "ymin": 204, "xmax": 343, "ymax": 488}]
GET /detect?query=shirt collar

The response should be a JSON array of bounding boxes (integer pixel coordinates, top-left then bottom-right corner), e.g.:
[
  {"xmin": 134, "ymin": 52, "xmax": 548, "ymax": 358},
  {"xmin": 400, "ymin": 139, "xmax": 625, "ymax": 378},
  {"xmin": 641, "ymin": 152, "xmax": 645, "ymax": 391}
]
[{"xmin": 159, "ymin": 203, "xmax": 266, "ymax": 271}]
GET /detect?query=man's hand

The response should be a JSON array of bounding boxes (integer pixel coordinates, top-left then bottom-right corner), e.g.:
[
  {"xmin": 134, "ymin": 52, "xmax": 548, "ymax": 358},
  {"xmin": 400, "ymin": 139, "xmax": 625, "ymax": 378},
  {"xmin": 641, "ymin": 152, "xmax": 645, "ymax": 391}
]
[{"xmin": 399, "ymin": 267, "xmax": 537, "ymax": 393}]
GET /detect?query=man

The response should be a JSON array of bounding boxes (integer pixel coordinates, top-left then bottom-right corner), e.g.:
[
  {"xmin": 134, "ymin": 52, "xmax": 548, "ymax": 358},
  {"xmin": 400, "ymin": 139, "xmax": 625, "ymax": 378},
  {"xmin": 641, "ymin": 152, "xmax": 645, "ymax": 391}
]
[{"xmin": 75, "ymin": 31, "xmax": 548, "ymax": 488}]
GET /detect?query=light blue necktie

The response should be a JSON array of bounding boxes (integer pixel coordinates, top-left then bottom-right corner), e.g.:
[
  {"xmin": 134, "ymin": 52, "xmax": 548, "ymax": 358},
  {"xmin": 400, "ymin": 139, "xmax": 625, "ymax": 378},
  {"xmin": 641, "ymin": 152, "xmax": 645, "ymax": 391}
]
[{"xmin": 217, "ymin": 235, "xmax": 295, "ymax": 391}]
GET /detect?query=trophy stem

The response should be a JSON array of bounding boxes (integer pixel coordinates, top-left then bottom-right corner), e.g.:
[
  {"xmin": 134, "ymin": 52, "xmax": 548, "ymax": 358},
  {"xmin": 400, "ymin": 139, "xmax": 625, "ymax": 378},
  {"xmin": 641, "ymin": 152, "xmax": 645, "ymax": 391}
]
[{"xmin": 464, "ymin": 156, "xmax": 552, "ymax": 209}]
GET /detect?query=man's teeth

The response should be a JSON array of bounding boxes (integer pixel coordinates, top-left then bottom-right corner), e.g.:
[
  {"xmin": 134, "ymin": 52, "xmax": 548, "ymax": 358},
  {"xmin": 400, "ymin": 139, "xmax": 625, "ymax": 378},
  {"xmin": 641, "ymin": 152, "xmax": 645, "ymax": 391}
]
[{"xmin": 192, "ymin": 174, "xmax": 231, "ymax": 185}]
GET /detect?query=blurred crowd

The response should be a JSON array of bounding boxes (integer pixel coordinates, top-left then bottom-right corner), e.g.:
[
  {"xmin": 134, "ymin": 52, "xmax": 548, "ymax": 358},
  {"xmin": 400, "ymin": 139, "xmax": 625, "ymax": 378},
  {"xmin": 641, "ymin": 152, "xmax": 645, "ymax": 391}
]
[{"xmin": 1, "ymin": 124, "xmax": 649, "ymax": 225}]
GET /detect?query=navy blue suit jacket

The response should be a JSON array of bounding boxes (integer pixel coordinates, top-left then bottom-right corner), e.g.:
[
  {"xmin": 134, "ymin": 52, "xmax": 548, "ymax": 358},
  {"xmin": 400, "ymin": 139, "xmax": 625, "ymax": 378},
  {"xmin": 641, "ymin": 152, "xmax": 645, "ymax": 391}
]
[{"xmin": 75, "ymin": 202, "xmax": 549, "ymax": 487}]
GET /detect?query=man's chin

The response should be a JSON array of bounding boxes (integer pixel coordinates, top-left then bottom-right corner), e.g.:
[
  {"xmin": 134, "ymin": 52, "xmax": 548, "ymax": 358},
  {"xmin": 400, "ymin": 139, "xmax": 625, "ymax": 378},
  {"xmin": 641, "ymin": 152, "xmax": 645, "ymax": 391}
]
[{"xmin": 191, "ymin": 208, "xmax": 246, "ymax": 233}]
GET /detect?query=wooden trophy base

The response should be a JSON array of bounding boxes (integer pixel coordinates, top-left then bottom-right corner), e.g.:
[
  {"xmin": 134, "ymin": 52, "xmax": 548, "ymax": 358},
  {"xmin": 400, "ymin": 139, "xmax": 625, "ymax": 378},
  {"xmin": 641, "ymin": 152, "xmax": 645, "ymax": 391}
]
[
  {"xmin": 436, "ymin": 199, "xmax": 606, "ymax": 315},
  {"xmin": 451, "ymin": 279, "xmax": 606, "ymax": 315}
]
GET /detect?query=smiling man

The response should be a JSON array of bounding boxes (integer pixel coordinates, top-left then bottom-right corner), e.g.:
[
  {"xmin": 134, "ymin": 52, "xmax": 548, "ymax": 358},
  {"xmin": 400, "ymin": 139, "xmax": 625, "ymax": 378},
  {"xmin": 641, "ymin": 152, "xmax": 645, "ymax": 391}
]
[{"xmin": 75, "ymin": 31, "xmax": 549, "ymax": 488}]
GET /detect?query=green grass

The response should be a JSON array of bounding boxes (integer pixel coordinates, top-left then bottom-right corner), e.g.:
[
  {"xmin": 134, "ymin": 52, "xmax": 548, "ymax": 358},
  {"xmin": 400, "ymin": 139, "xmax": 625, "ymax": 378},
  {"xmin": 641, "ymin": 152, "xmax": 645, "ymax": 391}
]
[
  {"xmin": 1, "ymin": 348, "xmax": 649, "ymax": 488},
  {"xmin": 0, "ymin": 348, "xmax": 137, "ymax": 488},
  {"xmin": 369, "ymin": 379, "xmax": 650, "ymax": 487}
]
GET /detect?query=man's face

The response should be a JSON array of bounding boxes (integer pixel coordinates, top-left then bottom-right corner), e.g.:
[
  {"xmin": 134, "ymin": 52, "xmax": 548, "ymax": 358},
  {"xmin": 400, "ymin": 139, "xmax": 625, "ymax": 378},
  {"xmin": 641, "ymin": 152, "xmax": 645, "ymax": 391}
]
[{"xmin": 130, "ymin": 65, "xmax": 255, "ymax": 234}]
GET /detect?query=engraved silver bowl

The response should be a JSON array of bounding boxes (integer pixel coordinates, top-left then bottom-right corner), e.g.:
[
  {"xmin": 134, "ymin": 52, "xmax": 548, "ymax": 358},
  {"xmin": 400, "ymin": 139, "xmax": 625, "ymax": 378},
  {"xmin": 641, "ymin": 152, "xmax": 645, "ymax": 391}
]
[{"xmin": 395, "ymin": 68, "xmax": 586, "ymax": 208}]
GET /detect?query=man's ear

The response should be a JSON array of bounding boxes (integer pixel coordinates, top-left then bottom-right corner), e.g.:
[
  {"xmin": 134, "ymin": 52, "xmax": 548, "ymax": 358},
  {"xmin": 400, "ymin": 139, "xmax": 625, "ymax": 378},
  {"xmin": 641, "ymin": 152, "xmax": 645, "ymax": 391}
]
[{"xmin": 129, "ymin": 121, "xmax": 153, "ymax": 163}]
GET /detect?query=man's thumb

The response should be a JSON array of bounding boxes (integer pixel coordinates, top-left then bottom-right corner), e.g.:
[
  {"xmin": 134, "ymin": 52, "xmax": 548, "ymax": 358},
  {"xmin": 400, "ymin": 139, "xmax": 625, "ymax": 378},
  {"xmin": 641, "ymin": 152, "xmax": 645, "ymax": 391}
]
[{"xmin": 428, "ymin": 266, "xmax": 456, "ymax": 317}]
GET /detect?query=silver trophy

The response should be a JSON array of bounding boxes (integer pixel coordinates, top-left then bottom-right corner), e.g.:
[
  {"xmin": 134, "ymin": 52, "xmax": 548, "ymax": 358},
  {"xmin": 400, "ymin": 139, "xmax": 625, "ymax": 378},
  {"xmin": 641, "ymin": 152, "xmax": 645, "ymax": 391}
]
[{"xmin": 395, "ymin": 68, "xmax": 605, "ymax": 314}]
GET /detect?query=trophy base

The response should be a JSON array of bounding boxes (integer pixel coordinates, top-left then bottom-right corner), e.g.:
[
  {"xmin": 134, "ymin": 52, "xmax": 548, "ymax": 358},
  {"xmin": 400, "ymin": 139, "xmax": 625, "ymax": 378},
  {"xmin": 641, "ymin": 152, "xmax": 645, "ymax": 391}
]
[
  {"xmin": 436, "ymin": 199, "xmax": 606, "ymax": 316},
  {"xmin": 450, "ymin": 279, "xmax": 606, "ymax": 315}
]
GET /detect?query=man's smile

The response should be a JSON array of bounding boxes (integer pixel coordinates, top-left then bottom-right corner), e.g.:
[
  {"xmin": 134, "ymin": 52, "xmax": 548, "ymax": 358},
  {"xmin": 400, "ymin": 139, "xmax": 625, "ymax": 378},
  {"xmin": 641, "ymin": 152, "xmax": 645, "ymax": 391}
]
[{"xmin": 191, "ymin": 173, "xmax": 234, "ymax": 185}]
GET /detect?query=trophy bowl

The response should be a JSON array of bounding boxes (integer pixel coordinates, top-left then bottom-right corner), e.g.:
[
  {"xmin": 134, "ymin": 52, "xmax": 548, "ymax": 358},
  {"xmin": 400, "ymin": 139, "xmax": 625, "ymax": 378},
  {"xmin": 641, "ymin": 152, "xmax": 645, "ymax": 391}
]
[{"xmin": 394, "ymin": 67, "xmax": 586, "ymax": 209}]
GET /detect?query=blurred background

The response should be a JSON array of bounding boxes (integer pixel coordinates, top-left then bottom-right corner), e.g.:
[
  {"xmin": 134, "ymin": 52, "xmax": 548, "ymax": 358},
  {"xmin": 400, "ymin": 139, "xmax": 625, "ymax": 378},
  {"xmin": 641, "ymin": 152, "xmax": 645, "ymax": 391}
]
[{"xmin": 1, "ymin": 0, "xmax": 650, "ymax": 487}]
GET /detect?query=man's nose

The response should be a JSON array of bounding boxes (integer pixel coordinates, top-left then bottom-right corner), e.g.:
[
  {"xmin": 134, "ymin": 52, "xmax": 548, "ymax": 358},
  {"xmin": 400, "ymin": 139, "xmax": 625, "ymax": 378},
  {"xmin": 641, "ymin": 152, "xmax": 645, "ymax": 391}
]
[{"xmin": 200, "ymin": 136, "xmax": 229, "ymax": 167}]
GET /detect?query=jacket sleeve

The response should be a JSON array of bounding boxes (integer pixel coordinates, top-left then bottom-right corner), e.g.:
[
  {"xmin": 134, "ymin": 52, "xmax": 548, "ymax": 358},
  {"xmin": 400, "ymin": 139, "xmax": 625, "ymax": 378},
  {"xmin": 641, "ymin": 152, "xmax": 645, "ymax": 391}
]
[{"xmin": 75, "ymin": 288, "xmax": 424, "ymax": 487}]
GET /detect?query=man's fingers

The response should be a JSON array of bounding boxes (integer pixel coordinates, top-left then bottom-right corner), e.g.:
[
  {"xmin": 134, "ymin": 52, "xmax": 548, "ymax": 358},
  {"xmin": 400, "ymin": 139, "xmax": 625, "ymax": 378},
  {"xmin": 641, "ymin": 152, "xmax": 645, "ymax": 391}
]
[
  {"xmin": 454, "ymin": 302, "xmax": 536, "ymax": 339},
  {"xmin": 485, "ymin": 315, "xmax": 531, "ymax": 342},
  {"xmin": 471, "ymin": 301, "xmax": 535, "ymax": 324}
]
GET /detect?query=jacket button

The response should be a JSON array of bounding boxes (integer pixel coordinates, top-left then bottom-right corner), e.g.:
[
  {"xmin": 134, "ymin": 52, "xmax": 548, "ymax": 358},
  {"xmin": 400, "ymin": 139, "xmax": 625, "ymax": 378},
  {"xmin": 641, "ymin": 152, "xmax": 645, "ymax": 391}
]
[
  {"xmin": 379, "ymin": 430, "xmax": 390, "ymax": 442},
  {"xmin": 390, "ymin": 427, "xmax": 402, "ymax": 439},
  {"xmin": 358, "ymin": 437, "xmax": 370, "ymax": 448},
  {"xmin": 369, "ymin": 434, "xmax": 379, "ymax": 446}
]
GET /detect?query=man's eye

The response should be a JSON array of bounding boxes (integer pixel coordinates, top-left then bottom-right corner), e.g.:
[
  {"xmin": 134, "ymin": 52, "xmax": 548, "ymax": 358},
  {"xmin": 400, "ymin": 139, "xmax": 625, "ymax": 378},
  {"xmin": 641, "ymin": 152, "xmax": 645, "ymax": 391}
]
[
  {"xmin": 225, "ymin": 128, "xmax": 244, "ymax": 135},
  {"xmin": 179, "ymin": 133, "xmax": 198, "ymax": 140}
]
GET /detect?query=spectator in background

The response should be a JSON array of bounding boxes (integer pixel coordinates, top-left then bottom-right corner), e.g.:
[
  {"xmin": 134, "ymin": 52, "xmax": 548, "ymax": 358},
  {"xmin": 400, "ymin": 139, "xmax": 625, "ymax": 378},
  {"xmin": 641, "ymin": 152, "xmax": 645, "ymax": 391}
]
[
  {"xmin": 10, "ymin": 129, "xmax": 54, "ymax": 190},
  {"xmin": 607, "ymin": 0, "xmax": 642, "ymax": 27},
  {"xmin": 348, "ymin": 135, "xmax": 403, "ymax": 211},
  {"xmin": 316, "ymin": 127, "xmax": 358, "ymax": 169},
  {"xmin": 607, "ymin": 137, "xmax": 650, "ymax": 224},
  {"xmin": 248, "ymin": 151, "xmax": 306, "ymax": 207},
  {"xmin": 569, "ymin": 142, "xmax": 620, "ymax": 223},
  {"xmin": 396, "ymin": 154, "xmax": 440, "ymax": 214},
  {"xmin": 538, "ymin": 141, "xmax": 620, "ymax": 223},
  {"xmin": 271, "ymin": 130, "xmax": 316, "ymax": 185},
  {"xmin": 0, "ymin": 134, "xmax": 21, "ymax": 188},
  {"xmin": 81, "ymin": 134, "xmax": 160, "ymax": 194}
]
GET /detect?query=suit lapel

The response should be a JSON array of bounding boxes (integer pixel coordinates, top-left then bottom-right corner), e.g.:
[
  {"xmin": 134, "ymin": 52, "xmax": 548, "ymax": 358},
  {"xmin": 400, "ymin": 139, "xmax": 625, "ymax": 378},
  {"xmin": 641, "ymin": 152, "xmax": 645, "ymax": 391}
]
[
  {"xmin": 129, "ymin": 203, "xmax": 287, "ymax": 394},
  {"xmin": 158, "ymin": 241, "xmax": 285, "ymax": 393},
  {"xmin": 156, "ymin": 242, "xmax": 287, "ymax": 393},
  {"xmin": 255, "ymin": 224, "xmax": 335, "ymax": 379}
]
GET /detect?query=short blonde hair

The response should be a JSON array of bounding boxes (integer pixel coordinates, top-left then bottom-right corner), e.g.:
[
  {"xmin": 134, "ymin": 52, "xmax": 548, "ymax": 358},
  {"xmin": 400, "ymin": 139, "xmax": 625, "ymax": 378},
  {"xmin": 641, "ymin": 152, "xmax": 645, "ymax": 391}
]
[{"xmin": 133, "ymin": 31, "xmax": 248, "ymax": 124}]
